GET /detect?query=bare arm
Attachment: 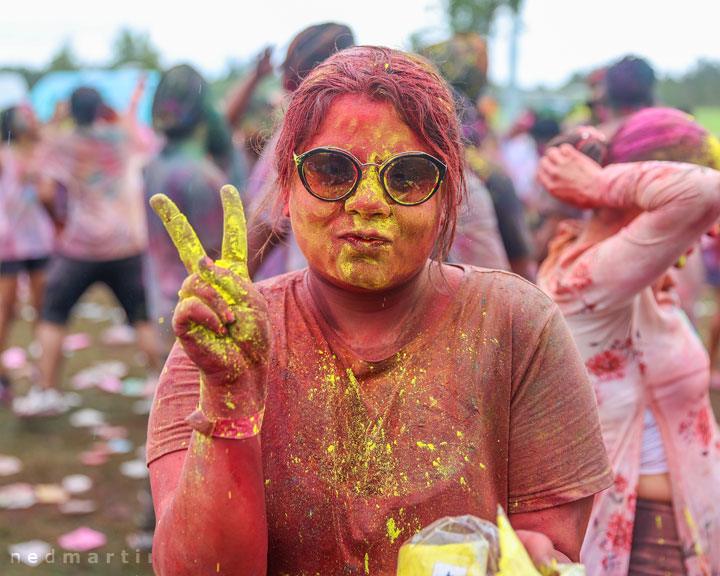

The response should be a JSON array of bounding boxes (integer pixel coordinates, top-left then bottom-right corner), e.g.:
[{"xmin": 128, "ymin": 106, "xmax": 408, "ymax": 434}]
[
  {"xmin": 150, "ymin": 437, "xmax": 266, "ymax": 575},
  {"xmin": 148, "ymin": 186, "xmax": 270, "ymax": 575},
  {"xmin": 539, "ymin": 145, "xmax": 720, "ymax": 308},
  {"xmin": 511, "ymin": 496, "xmax": 594, "ymax": 564},
  {"xmin": 226, "ymin": 48, "xmax": 273, "ymax": 130}
]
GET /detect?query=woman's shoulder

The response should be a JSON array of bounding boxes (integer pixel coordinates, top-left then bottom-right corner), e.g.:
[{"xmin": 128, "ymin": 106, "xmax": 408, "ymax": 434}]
[
  {"xmin": 454, "ymin": 264, "xmax": 557, "ymax": 311},
  {"xmin": 256, "ymin": 269, "xmax": 306, "ymax": 292}
]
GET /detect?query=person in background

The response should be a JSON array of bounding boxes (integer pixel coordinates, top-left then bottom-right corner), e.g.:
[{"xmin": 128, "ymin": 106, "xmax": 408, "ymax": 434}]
[
  {"xmin": 143, "ymin": 64, "xmax": 227, "ymax": 351},
  {"xmin": 598, "ymin": 55, "xmax": 655, "ymax": 139},
  {"xmin": 538, "ymin": 108, "xmax": 720, "ymax": 575},
  {"xmin": 424, "ymin": 33, "xmax": 534, "ymax": 278},
  {"xmin": 0, "ymin": 104, "xmax": 56, "ymax": 404},
  {"xmin": 13, "ymin": 85, "xmax": 161, "ymax": 417},
  {"xmin": 242, "ymin": 22, "xmax": 355, "ymax": 280}
]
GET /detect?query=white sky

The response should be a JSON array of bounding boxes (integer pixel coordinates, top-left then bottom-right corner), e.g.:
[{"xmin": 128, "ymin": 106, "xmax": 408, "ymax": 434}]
[{"xmin": 2, "ymin": 0, "xmax": 720, "ymax": 88}]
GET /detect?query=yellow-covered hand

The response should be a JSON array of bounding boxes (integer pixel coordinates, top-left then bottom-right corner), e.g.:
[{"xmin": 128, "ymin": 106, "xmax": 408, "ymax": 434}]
[{"xmin": 150, "ymin": 185, "xmax": 269, "ymax": 419}]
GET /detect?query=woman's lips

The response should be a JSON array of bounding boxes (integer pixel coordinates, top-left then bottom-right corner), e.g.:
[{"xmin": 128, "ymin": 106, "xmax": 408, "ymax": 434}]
[{"xmin": 339, "ymin": 231, "xmax": 392, "ymax": 249}]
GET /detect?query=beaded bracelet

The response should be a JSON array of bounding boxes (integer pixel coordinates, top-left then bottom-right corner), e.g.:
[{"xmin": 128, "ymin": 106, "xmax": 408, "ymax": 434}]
[{"xmin": 185, "ymin": 408, "xmax": 264, "ymax": 439}]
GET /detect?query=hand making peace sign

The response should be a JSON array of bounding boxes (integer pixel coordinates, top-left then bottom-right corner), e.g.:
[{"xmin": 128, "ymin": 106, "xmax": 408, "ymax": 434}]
[{"xmin": 150, "ymin": 185, "xmax": 269, "ymax": 419}]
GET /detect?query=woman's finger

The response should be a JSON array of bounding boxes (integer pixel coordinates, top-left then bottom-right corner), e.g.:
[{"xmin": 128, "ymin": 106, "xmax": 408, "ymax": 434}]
[
  {"xmin": 173, "ymin": 297, "xmax": 227, "ymax": 338},
  {"xmin": 150, "ymin": 194, "xmax": 207, "ymax": 274},
  {"xmin": 218, "ymin": 185, "xmax": 249, "ymax": 279},
  {"xmin": 179, "ymin": 273, "xmax": 236, "ymax": 325}
]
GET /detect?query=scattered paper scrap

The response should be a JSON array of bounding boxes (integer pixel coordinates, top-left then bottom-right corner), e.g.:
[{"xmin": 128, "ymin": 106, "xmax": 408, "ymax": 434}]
[
  {"xmin": 0, "ymin": 454, "xmax": 22, "ymax": 476},
  {"xmin": 8, "ymin": 540, "xmax": 52, "ymax": 566},
  {"xmin": 59, "ymin": 499, "xmax": 97, "ymax": 515},
  {"xmin": 62, "ymin": 333, "xmax": 92, "ymax": 352},
  {"xmin": 0, "ymin": 483, "xmax": 36, "ymax": 509},
  {"xmin": 69, "ymin": 409, "xmax": 106, "ymax": 428},
  {"xmin": 98, "ymin": 376, "xmax": 123, "ymax": 394},
  {"xmin": 100, "ymin": 324, "xmax": 136, "ymax": 345},
  {"xmin": 58, "ymin": 527, "xmax": 107, "ymax": 552},
  {"xmin": 1, "ymin": 347, "xmax": 27, "ymax": 370},
  {"xmin": 34, "ymin": 484, "xmax": 69, "ymax": 504},
  {"xmin": 61, "ymin": 474, "xmax": 93, "ymax": 494},
  {"xmin": 107, "ymin": 438, "xmax": 133, "ymax": 454},
  {"xmin": 119, "ymin": 460, "xmax": 148, "ymax": 479},
  {"xmin": 94, "ymin": 425, "xmax": 128, "ymax": 440}
]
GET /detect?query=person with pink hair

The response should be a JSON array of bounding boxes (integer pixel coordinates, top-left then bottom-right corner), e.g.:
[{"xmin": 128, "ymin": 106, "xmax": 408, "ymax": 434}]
[{"xmin": 538, "ymin": 108, "xmax": 720, "ymax": 575}]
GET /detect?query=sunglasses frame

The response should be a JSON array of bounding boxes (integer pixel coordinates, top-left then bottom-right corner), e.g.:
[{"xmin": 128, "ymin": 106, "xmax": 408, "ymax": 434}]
[{"xmin": 293, "ymin": 146, "xmax": 447, "ymax": 206}]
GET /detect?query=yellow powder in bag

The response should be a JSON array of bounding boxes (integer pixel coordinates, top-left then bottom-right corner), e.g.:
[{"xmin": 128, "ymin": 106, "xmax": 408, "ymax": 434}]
[{"xmin": 396, "ymin": 540, "xmax": 489, "ymax": 576}]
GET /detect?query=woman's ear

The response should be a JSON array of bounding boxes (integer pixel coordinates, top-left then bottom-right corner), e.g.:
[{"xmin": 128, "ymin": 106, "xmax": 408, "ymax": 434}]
[{"xmin": 282, "ymin": 192, "xmax": 291, "ymax": 218}]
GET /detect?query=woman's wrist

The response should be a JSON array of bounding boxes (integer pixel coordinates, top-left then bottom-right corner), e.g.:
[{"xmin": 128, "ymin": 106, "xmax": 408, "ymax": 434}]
[{"xmin": 185, "ymin": 407, "xmax": 264, "ymax": 439}]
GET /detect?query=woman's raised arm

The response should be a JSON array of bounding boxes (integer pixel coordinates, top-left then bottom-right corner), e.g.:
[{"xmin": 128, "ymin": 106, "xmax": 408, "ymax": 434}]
[
  {"xmin": 147, "ymin": 185, "xmax": 270, "ymax": 575},
  {"xmin": 539, "ymin": 144, "xmax": 720, "ymax": 309}
]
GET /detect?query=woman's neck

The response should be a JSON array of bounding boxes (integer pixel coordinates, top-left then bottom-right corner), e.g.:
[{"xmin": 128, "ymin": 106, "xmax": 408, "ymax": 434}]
[{"xmin": 306, "ymin": 262, "xmax": 456, "ymax": 360}]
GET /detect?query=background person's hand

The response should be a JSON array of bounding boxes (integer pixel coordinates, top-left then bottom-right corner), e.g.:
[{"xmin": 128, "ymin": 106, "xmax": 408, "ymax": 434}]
[
  {"xmin": 538, "ymin": 144, "xmax": 604, "ymax": 210},
  {"xmin": 255, "ymin": 46, "xmax": 274, "ymax": 79},
  {"xmin": 150, "ymin": 185, "xmax": 269, "ymax": 419}
]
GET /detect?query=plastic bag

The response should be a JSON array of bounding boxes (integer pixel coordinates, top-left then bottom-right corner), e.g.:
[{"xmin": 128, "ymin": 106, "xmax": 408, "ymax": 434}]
[
  {"xmin": 496, "ymin": 507, "xmax": 585, "ymax": 576},
  {"xmin": 396, "ymin": 509, "xmax": 586, "ymax": 576},
  {"xmin": 396, "ymin": 514, "xmax": 500, "ymax": 576}
]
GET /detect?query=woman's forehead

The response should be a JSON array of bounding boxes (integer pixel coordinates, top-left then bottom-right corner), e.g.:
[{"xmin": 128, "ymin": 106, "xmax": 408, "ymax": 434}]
[{"xmin": 304, "ymin": 94, "xmax": 431, "ymax": 160}]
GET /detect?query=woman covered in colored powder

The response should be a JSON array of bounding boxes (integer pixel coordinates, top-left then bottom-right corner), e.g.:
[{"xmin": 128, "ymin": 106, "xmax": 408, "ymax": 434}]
[
  {"xmin": 537, "ymin": 108, "xmax": 720, "ymax": 576},
  {"xmin": 146, "ymin": 47, "xmax": 613, "ymax": 575},
  {"xmin": 0, "ymin": 104, "xmax": 56, "ymax": 403}
]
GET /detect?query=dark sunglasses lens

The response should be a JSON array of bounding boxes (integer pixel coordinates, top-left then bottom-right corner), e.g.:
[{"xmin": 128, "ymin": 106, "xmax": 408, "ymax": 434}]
[
  {"xmin": 384, "ymin": 156, "xmax": 440, "ymax": 204},
  {"xmin": 302, "ymin": 152, "xmax": 357, "ymax": 200}
]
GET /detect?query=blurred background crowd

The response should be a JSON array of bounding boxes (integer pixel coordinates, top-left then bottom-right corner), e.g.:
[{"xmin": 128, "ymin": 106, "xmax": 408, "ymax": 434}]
[{"xmin": 2, "ymin": 0, "xmax": 720, "ymax": 573}]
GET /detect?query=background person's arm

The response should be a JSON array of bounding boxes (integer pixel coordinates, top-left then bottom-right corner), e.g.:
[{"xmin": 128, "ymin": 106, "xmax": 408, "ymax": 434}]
[{"xmin": 539, "ymin": 145, "xmax": 720, "ymax": 309}]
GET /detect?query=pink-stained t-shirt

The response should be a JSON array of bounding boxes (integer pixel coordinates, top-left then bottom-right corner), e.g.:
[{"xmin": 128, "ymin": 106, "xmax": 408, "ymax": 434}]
[
  {"xmin": 0, "ymin": 145, "xmax": 55, "ymax": 262},
  {"xmin": 44, "ymin": 124, "xmax": 148, "ymax": 261},
  {"xmin": 538, "ymin": 163, "xmax": 720, "ymax": 576},
  {"xmin": 147, "ymin": 265, "xmax": 612, "ymax": 575}
]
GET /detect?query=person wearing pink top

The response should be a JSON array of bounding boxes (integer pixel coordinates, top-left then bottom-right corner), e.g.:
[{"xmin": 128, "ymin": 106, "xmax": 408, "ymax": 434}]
[
  {"xmin": 0, "ymin": 104, "xmax": 56, "ymax": 403},
  {"xmin": 537, "ymin": 109, "xmax": 720, "ymax": 576},
  {"xmin": 12, "ymin": 86, "xmax": 161, "ymax": 417}
]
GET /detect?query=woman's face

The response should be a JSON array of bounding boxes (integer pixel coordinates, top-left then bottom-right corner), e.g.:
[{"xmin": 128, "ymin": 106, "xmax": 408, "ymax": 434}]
[{"xmin": 286, "ymin": 94, "xmax": 444, "ymax": 292}]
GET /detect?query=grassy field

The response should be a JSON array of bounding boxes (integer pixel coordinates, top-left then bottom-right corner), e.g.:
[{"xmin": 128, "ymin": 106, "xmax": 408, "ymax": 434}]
[
  {"xmin": 694, "ymin": 106, "xmax": 720, "ymax": 136},
  {"xmin": 1, "ymin": 283, "xmax": 719, "ymax": 575},
  {"xmin": 0, "ymin": 285, "xmax": 155, "ymax": 575}
]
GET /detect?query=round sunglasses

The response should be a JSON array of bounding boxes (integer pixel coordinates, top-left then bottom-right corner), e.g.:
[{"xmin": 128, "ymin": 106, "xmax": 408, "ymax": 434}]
[{"xmin": 293, "ymin": 146, "xmax": 447, "ymax": 206}]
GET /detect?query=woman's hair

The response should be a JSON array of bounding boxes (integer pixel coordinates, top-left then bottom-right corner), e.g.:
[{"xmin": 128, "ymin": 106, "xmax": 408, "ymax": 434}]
[
  {"xmin": 605, "ymin": 55, "xmax": 655, "ymax": 111},
  {"xmin": 274, "ymin": 45, "xmax": 466, "ymax": 261},
  {"xmin": 282, "ymin": 22, "xmax": 355, "ymax": 91},
  {"xmin": 152, "ymin": 64, "xmax": 207, "ymax": 140},
  {"xmin": 607, "ymin": 107, "xmax": 720, "ymax": 169},
  {"xmin": 70, "ymin": 87, "xmax": 103, "ymax": 126},
  {"xmin": 547, "ymin": 125, "xmax": 608, "ymax": 165},
  {"xmin": 0, "ymin": 107, "xmax": 16, "ymax": 142}
]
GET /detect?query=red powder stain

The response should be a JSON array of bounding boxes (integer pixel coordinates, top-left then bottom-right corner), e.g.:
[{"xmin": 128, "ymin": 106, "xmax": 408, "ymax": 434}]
[
  {"xmin": 557, "ymin": 261, "xmax": 594, "ymax": 295},
  {"xmin": 696, "ymin": 407, "xmax": 712, "ymax": 448},
  {"xmin": 586, "ymin": 349, "xmax": 628, "ymax": 381},
  {"xmin": 613, "ymin": 473, "xmax": 628, "ymax": 493},
  {"xmin": 568, "ymin": 261, "xmax": 593, "ymax": 290},
  {"xmin": 605, "ymin": 510, "xmax": 634, "ymax": 552}
]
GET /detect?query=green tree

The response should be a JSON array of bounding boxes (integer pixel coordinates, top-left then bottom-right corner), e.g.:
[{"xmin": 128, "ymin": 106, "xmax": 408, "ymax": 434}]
[
  {"xmin": 110, "ymin": 28, "xmax": 161, "ymax": 70},
  {"xmin": 47, "ymin": 41, "xmax": 80, "ymax": 71},
  {"xmin": 444, "ymin": 0, "xmax": 524, "ymax": 35}
]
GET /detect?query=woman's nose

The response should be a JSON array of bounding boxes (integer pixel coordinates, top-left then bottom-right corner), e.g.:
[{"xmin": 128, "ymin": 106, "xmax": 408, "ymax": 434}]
[{"xmin": 344, "ymin": 171, "xmax": 392, "ymax": 218}]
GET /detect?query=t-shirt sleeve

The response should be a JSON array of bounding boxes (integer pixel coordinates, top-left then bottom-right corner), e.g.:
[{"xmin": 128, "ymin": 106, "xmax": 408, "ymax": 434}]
[
  {"xmin": 146, "ymin": 342, "xmax": 202, "ymax": 466},
  {"xmin": 507, "ymin": 302, "xmax": 613, "ymax": 513}
]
